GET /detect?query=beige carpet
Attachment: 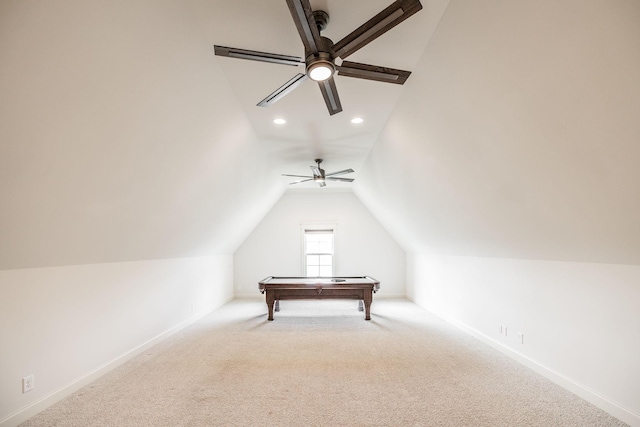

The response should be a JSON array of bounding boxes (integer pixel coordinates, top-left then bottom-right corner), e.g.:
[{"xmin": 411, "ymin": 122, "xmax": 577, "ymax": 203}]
[{"xmin": 22, "ymin": 299, "xmax": 626, "ymax": 426}]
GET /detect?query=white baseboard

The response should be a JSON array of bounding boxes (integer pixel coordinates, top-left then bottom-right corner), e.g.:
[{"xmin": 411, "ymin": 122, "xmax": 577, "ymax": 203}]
[
  {"xmin": 425, "ymin": 307, "xmax": 639, "ymax": 427},
  {"xmin": 0, "ymin": 302, "xmax": 227, "ymax": 427}
]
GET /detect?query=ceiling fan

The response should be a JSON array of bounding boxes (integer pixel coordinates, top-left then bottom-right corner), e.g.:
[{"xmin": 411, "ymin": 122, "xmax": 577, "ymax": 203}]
[
  {"xmin": 214, "ymin": 0, "xmax": 423, "ymax": 115},
  {"xmin": 283, "ymin": 159, "xmax": 354, "ymax": 187}
]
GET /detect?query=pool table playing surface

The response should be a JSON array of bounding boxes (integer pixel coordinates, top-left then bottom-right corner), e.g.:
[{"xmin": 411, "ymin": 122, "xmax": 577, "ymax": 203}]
[{"xmin": 258, "ymin": 276, "xmax": 380, "ymax": 321}]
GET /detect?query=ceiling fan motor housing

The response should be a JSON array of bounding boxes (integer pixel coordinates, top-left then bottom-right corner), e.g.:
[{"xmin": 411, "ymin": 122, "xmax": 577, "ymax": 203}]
[
  {"xmin": 313, "ymin": 168, "xmax": 326, "ymax": 182},
  {"xmin": 313, "ymin": 158, "xmax": 325, "ymax": 181}
]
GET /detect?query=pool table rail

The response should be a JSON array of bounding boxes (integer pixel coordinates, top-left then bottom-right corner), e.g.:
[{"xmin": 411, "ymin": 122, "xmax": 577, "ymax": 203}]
[{"xmin": 258, "ymin": 276, "xmax": 380, "ymax": 321}]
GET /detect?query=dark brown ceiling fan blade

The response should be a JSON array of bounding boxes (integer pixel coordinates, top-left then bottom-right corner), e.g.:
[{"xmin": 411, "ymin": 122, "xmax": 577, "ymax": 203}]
[
  {"xmin": 333, "ymin": 0, "xmax": 423, "ymax": 60},
  {"xmin": 214, "ymin": 45, "xmax": 302, "ymax": 66},
  {"xmin": 282, "ymin": 174, "xmax": 313, "ymax": 178},
  {"xmin": 326, "ymin": 176, "xmax": 355, "ymax": 182},
  {"xmin": 286, "ymin": 0, "xmax": 323, "ymax": 53},
  {"xmin": 318, "ymin": 77, "xmax": 343, "ymax": 116},
  {"xmin": 325, "ymin": 168, "xmax": 355, "ymax": 177},
  {"xmin": 337, "ymin": 61, "xmax": 411, "ymax": 85},
  {"xmin": 289, "ymin": 178, "xmax": 314, "ymax": 185},
  {"xmin": 257, "ymin": 73, "xmax": 308, "ymax": 107}
]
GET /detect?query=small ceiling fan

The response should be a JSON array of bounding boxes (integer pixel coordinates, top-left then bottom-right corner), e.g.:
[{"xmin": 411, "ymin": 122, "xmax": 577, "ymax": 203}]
[
  {"xmin": 283, "ymin": 159, "xmax": 354, "ymax": 187},
  {"xmin": 214, "ymin": 0, "xmax": 423, "ymax": 115}
]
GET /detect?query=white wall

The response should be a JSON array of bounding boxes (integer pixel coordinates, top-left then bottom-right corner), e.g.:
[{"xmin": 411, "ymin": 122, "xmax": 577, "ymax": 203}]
[
  {"xmin": 353, "ymin": 1, "xmax": 640, "ymax": 424},
  {"xmin": 234, "ymin": 190, "xmax": 405, "ymax": 298},
  {"xmin": 407, "ymin": 254, "xmax": 640, "ymax": 426},
  {"xmin": 0, "ymin": 0, "xmax": 286, "ymax": 270},
  {"xmin": 0, "ymin": 255, "xmax": 233, "ymax": 427},
  {"xmin": 1, "ymin": 3, "xmax": 290, "ymax": 425},
  {"xmin": 354, "ymin": 0, "xmax": 640, "ymax": 264}
]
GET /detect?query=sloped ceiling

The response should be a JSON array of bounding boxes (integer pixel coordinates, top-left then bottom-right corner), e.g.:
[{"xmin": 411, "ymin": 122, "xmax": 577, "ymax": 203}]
[
  {"xmin": 210, "ymin": 0, "xmax": 449, "ymax": 179},
  {"xmin": 2, "ymin": 0, "xmax": 638, "ymax": 270},
  {"xmin": 0, "ymin": 0, "xmax": 447, "ymax": 269},
  {"xmin": 354, "ymin": 0, "xmax": 640, "ymax": 265},
  {"xmin": 0, "ymin": 0, "xmax": 287, "ymax": 269}
]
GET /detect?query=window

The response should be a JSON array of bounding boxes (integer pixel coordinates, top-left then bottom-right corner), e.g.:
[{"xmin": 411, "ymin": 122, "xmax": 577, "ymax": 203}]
[{"xmin": 304, "ymin": 229, "xmax": 334, "ymax": 277}]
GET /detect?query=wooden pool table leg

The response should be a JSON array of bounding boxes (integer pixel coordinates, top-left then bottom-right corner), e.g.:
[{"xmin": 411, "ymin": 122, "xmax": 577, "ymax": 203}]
[
  {"xmin": 266, "ymin": 291, "xmax": 275, "ymax": 321},
  {"xmin": 363, "ymin": 291, "xmax": 373, "ymax": 320},
  {"xmin": 275, "ymin": 299, "xmax": 280, "ymax": 312},
  {"xmin": 358, "ymin": 300, "xmax": 364, "ymax": 311}
]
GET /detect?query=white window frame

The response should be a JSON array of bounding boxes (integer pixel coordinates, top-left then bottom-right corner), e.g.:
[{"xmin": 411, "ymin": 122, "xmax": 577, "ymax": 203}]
[{"xmin": 300, "ymin": 223, "xmax": 337, "ymax": 277}]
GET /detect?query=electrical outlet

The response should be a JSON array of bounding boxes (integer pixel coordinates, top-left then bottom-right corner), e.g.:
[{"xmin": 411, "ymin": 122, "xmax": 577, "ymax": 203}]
[
  {"xmin": 22, "ymin": 375, "xmax": 34, "ymax": 393},
  {"xmin": 500, "ymin": 325, "xmax": 508, "ymax": 336}
]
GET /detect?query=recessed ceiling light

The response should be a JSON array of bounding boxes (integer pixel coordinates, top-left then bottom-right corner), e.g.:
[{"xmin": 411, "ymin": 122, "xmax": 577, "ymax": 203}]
[
  {"xmin": 351, "ymin": 117, "xmax": 364, "ymax": 124},
  {"xmin": 273, "ymin": 118, "xmax": 286, "ymax": 125}
]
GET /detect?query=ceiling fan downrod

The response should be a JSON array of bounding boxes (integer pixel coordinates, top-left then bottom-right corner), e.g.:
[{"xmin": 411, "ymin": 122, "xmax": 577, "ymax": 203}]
[{"xmin": 313, "ymin": 10, "xmax": 329, "ymax": 31}]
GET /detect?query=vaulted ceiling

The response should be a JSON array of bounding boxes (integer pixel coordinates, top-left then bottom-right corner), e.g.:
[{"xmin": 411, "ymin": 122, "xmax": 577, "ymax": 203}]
[
  {"xmin": 1, "ymin": 0, "xmax": 639, "ymax": 269},
  {"xmin": 355, "ymin": 0, "xmax": 640, "ymax": 264},
  {"xmin": 209, "ymin": 0, "xmax": 449, "ymax": 174}
]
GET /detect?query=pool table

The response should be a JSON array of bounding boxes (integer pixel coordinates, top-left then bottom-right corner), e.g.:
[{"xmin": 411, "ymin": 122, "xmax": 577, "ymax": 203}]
[{"xmin": 258, "ymin": 276, "xmax": 380, "ymax": 321}]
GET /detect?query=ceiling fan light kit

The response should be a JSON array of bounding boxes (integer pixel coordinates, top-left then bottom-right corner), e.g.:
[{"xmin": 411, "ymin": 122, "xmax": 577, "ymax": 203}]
[
  {"xmin": 307, "ymin": 55, "xmax": 335, "ymax": 81},
  {"xmin": 214, "ymin": 0, "xmax": 423, "ymax": 115}
]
